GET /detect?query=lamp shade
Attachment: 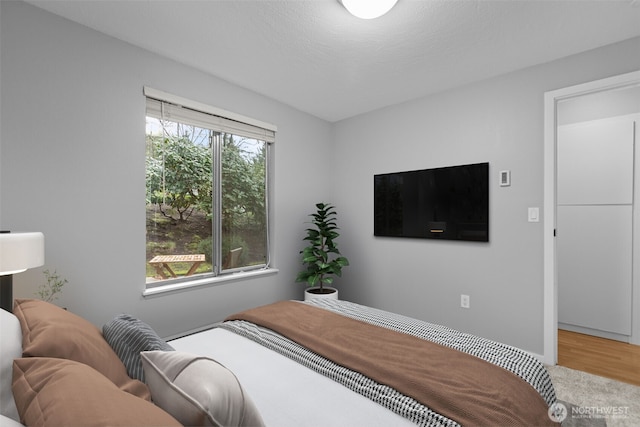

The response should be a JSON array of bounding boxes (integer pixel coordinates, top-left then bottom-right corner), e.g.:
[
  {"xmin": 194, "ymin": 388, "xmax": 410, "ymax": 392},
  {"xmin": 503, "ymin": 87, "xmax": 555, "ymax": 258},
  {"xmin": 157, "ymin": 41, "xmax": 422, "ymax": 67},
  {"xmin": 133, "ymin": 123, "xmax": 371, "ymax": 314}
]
[
  {"xmin": 0, "ymin": 232, "xmax": 45, "ymax": 275},
  {"xmin": 340, "ymin": 0, "xmax": 398, "ymax": 19}
]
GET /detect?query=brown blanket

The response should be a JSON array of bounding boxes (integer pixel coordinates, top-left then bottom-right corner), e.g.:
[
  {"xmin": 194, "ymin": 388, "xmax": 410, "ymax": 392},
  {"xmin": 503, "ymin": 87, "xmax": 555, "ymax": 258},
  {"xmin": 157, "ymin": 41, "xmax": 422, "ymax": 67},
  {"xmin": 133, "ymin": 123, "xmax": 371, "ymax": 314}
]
[{"xmin": 226, "ymin": 301, "xmax": 558, "ymax": 427}]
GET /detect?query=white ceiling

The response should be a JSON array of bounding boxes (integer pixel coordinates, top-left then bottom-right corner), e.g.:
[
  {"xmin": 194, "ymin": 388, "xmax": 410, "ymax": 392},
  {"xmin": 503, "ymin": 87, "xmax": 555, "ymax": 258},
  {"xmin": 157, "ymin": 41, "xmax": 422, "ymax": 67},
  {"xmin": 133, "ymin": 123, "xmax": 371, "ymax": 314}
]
[{"xmin": 25, "ymin": 0, "xmax": 640, "ymax": 122}]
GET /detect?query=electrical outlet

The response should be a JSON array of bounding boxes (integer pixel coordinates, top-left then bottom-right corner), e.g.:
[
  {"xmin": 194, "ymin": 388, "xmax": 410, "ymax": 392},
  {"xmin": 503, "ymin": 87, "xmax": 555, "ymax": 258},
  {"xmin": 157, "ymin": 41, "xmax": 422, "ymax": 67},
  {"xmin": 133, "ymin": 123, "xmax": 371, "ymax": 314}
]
[{"xmin": 460, "ymin": 294, "xmax": 470, "ymax": 309}]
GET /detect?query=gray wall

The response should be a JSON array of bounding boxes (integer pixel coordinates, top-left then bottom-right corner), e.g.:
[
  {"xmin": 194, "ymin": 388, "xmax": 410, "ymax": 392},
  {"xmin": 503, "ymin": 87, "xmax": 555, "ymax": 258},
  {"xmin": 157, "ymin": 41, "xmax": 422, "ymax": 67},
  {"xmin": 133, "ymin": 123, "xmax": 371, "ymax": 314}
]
[
  {"xmin": 0, "ymin": 1, "xmax": 333, "ymax": 337},
  {"xmin": 2, "ymin": 1, "xmax": 640, "ymax": 355},
  {"xmin": 332, "ymin": 37, "xmax": 640, "ymax": 355}
]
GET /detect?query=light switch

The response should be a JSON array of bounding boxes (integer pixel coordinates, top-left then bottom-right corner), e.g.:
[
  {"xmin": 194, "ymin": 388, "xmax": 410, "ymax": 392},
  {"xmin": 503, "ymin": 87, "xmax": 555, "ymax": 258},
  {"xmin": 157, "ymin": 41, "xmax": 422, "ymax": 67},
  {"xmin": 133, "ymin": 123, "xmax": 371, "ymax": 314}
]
[
  {"xmin": 528, "ymin": 207, "xmax": 540, "ymax": 222},
  {"xmin": 500, "ymin": 170, "xmax": 511, "ymax": 187}
]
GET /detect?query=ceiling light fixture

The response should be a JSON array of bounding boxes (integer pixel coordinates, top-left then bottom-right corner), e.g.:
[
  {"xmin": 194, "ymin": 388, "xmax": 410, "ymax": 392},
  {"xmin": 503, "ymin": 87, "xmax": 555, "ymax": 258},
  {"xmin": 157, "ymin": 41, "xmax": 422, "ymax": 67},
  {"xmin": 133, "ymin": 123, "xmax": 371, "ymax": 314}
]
[{"xmin": 339, "ymin": 0, "xmax": 399, "ymax": 19}]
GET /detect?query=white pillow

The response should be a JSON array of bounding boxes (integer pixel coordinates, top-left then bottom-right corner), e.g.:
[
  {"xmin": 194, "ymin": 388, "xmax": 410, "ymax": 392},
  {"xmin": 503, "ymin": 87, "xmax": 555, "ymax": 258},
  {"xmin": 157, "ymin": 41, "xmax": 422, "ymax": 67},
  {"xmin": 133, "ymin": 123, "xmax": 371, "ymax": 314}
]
[
  {"xmin": 0, "ymin": 414, "xmax": 24, "ymax": 427},
  {"xmin": 141, "ymin": 351, "xmax": 264, "ymax": 427},
  {"xmin": 0, "ymin": 309, "xmax": 22, "ymax": 422}
]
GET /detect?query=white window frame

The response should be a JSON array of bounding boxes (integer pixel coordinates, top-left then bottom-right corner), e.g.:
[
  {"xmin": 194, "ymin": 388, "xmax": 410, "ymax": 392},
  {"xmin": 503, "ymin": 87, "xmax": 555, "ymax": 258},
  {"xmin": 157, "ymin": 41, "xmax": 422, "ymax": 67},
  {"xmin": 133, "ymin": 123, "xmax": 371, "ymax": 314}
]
[{"xmin": 143, "ymin": 87, "xmax": 277, "ymax": 297}]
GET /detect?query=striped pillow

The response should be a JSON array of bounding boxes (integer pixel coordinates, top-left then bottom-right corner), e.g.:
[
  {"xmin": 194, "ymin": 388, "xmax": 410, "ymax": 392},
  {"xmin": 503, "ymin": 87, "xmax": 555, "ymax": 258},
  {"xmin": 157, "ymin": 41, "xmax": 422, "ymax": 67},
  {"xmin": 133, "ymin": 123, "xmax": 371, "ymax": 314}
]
[{"xmin": 103, "ymin": 314, "xmax": 174, "ymax": 382}]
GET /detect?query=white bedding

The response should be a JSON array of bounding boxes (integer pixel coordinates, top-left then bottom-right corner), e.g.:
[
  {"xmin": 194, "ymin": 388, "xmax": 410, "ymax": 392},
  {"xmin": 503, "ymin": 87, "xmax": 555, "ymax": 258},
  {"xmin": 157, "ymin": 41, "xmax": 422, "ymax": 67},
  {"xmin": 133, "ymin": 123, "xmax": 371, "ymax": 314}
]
[{"xmin": 170, "ymin": 327, "xmax": 417, "ymax": 427}]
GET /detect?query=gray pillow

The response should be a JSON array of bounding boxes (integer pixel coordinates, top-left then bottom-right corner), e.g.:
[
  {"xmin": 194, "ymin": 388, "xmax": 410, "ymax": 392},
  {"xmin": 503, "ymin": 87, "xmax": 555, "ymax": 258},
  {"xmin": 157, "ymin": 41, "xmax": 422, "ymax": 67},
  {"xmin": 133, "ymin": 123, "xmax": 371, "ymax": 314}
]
[
  {"xmin": 103, "ymin": 314, "xmax": 174, "ymax": 382},
  {"xmin": 141, "ymin": 350, "xmax": 265, "ymax": 427}
]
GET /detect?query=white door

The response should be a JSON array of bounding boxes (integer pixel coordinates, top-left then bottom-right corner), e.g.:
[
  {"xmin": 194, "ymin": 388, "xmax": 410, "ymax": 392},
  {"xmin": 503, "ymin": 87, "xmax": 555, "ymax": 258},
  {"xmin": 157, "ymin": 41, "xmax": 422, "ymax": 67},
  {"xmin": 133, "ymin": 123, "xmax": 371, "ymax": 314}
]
[{"xmin": 557, "ymin": 116, "xmax": 635, "ymax": 338}]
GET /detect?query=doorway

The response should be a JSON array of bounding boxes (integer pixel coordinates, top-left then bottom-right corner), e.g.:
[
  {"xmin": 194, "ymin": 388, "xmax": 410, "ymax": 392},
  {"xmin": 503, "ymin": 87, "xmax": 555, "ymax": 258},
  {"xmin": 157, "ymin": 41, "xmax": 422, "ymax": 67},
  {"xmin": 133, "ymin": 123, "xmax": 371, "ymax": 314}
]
[
  {"xmin": 556, "ymin": 112, "xmax": 637, "ymax": 341},
  {"xmin": 543, "ymin": 70, "xmax": 640, "ymax": 366}
]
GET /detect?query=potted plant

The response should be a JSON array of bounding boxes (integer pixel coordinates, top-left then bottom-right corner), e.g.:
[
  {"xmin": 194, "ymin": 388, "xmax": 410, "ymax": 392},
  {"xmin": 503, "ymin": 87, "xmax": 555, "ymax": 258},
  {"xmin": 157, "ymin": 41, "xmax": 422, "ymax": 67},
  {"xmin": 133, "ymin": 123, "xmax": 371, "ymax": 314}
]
[
  {"xmin": 296, "ymin": 203, "xmax": 349, "ymax": 300},
  {"xmin": 35, "ymin": 269, "xmax": 67, "ymax": 303}
]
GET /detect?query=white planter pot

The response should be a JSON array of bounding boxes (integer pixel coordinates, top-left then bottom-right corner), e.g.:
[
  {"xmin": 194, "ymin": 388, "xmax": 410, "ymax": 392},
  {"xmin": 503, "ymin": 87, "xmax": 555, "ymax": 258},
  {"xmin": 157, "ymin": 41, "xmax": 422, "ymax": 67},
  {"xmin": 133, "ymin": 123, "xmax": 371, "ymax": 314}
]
[{"xmin": 304, "ymin": 286, "xmax": 338, "ymax": 301}]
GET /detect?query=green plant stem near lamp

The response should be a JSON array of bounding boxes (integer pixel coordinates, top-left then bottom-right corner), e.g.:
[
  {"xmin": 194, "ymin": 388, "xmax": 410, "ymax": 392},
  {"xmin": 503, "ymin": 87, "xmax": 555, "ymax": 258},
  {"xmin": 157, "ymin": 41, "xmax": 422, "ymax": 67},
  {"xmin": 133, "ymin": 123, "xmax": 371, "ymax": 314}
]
[
  {"xmin": 296, "ymin": 203, "xmax": 349, "ymax": 300},
  {"xmin": 36, "ymin": 269, "xmax": 68, "ymax": 303},
  {"xmin": 0, "ymin": 231, "xmax": 45, "ymax": 312}
]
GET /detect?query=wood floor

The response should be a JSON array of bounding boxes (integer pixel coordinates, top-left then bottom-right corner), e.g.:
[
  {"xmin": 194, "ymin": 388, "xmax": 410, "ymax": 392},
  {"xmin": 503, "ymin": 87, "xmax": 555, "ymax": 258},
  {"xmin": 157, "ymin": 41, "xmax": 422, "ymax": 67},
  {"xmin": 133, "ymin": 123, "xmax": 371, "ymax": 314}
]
[{"xmin": 558, "ymin": 329, "xmax": 640, "ymax": 386}]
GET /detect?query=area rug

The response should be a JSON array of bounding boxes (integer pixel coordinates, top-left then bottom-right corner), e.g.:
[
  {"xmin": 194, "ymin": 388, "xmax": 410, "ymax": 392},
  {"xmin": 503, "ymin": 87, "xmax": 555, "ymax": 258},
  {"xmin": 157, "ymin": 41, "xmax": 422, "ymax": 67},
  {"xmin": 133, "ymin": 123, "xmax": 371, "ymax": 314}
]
[{"xmin": 546, "ymin": 365, "xmax": 640, "ymax": 427}]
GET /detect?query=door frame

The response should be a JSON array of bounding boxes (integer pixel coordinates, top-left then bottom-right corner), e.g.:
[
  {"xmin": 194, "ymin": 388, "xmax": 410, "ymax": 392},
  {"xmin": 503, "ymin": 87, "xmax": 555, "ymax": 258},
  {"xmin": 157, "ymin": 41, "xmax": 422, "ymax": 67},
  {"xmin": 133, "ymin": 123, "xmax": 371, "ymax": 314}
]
[{"xmin": 543, "ymin": 70, "xmax": 640, "ymax": 365}]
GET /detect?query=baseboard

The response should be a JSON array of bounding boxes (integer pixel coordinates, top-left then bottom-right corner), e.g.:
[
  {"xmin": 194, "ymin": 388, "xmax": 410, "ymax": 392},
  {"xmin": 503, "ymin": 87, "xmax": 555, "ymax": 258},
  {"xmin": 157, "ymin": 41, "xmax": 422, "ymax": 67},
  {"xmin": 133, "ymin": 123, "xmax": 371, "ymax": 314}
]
[
  {"xmin": 164, "ymin": 322, "xmax": 221, "ymax": 341},
  {"xmin": 559, "ymin": 323, "xmax": 630, "ymax": 343},
  {"xmin": 527, "ymin": 351, "xmax": 545, "ymax": 362}
]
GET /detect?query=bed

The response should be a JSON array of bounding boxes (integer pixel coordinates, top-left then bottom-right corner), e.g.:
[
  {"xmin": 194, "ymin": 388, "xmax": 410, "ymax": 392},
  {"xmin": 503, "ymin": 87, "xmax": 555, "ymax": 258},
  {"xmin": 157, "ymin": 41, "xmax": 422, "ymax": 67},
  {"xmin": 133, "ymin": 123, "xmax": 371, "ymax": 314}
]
[{"xmin": 1, "ymin": 298, "xmax": 560, "ymax": 426}]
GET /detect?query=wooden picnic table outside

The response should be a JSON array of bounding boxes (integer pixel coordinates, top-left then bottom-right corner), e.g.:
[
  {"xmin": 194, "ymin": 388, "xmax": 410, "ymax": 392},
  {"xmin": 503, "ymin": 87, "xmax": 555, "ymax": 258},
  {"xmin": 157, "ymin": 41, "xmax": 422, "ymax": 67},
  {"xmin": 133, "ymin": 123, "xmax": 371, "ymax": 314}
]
[{"xmin": 149, "ymin": 254, "xmax": 206, "ymax": 279}]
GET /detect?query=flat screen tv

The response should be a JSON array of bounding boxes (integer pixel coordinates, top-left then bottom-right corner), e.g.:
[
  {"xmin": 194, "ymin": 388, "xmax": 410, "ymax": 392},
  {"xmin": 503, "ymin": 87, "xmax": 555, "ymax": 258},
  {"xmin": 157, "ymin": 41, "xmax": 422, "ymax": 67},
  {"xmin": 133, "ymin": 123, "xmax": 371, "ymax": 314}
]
[{"xmin": 374, "ymin": 162, "xmax": 489, "ymax": 242}]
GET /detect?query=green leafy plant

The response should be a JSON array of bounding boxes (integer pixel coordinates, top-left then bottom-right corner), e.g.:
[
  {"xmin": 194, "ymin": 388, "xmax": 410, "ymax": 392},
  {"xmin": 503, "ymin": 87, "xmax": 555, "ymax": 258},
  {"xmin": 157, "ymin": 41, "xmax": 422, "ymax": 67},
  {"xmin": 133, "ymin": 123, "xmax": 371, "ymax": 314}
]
[
  {"xmin": 146, "ymin": 134, "xmax": 212, "ymax": 221},
  {"xmin": 296, "ymin": 203, "xmax": 349, "ymax": 293},
  {"xmin": 35, "ymin": 269, "xmax": 67, "ymax": 303}
]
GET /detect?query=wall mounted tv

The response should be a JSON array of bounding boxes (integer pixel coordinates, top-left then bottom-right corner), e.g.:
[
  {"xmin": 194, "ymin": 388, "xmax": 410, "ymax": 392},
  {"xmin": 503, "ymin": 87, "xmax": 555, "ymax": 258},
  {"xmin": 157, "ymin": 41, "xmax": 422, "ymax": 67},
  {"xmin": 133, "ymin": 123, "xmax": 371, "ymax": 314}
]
[{"xmin": 374, "ymin": 162, "xmax": 489, "ymax": 242}]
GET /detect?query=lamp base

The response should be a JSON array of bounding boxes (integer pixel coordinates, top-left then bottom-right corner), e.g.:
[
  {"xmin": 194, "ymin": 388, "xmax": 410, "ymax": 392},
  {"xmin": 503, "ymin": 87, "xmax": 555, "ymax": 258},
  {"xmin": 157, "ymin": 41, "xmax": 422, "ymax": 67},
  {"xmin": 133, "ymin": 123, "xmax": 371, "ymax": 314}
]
[{"xmin": 0, "ymin": 274, "xmax": 13, "ymax": 312}]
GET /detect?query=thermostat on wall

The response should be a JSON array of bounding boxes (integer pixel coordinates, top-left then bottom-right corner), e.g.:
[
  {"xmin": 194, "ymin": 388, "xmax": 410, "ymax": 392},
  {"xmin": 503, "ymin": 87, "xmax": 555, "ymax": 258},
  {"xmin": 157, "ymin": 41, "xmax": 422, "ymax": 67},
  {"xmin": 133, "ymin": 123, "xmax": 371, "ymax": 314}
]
[{"xmin": 499, "ymin": 170, "xmax": 511, "ymax": 187}]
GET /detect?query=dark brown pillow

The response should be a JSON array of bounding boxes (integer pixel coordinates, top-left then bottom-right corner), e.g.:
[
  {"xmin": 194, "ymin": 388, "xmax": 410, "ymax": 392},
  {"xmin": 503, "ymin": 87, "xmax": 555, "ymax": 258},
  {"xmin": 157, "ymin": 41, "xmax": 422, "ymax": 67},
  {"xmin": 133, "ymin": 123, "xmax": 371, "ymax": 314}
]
[
  {"xmin": 12, "ymin": 357, "xmax": 181, "ymax": 427},
  {"xmin": 13, "ymin": 299, "xmax": 149, "ymax": 399}
]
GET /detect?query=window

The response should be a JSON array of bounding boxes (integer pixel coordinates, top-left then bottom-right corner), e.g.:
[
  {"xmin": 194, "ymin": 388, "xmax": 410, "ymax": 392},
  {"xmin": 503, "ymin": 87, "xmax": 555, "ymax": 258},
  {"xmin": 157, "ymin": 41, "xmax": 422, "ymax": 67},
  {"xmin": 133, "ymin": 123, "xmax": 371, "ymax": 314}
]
[{"xmin": 144, "ymin": 88, "xmax": 275, "ymax": 289}]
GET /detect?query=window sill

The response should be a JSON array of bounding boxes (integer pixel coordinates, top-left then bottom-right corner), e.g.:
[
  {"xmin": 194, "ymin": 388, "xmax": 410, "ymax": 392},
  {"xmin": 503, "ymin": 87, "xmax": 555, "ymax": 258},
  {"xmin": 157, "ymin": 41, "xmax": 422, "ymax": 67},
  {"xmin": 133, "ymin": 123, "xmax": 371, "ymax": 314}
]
[{"xmin": 142, "ymin": 267, "xmax": 279, "ymax": 298}]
